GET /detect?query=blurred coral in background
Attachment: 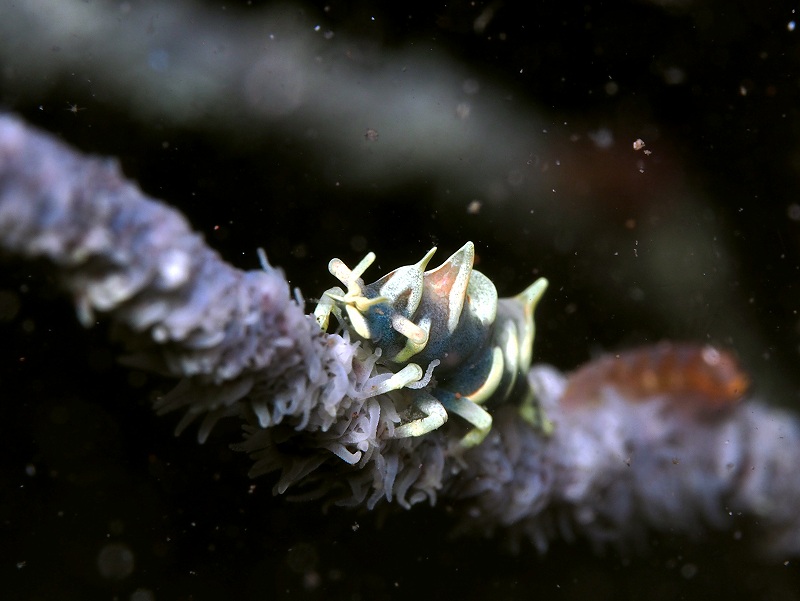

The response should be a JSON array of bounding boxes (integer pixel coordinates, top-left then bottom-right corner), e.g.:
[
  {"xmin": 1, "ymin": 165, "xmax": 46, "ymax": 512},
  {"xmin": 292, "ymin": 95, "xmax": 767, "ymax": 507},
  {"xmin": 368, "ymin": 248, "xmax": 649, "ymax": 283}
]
[{"xmin": 2, "ymin": 1, "xmax": 800, "ymax": 599}]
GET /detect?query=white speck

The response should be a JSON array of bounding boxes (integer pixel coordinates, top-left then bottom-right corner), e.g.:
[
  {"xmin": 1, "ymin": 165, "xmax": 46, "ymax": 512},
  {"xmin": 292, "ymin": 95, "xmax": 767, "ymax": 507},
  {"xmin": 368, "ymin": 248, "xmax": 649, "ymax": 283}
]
[
  {"xmin": 159, "ymin": 250, "xmax": 191, "ymax": 288},
  {"xmin": 314, "ymin": 24, "xmax": 320, "ymax": 32},
  {"xmin": 662, "ymin": 66, "xmax": 686, "ymax": 85},
  {"xmin": 97, "ymin": 542, "xmax": 135, "ymax": 581},
  {"xmin": 131, "ymin": 589, "xmax": 156, "ymax": 601},
  {"xmin": 462, "ymin": 78, "xmax": 480, "ymax": 95},
  {"xmin": 789, "ymin": 21, "xmax": 796, "ymax": 31},
  {"xmin": 588, "ymin": 128, "xmax": 614, "ymax": 149}
]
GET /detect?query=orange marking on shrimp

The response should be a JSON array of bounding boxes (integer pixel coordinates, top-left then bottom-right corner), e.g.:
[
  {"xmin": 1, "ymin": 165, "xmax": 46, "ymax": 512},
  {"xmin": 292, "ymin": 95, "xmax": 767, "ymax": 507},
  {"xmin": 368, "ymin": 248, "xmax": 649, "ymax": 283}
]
[{"xmin": 561, "ymin": 342, "xmax": 749, "ymax": 411}]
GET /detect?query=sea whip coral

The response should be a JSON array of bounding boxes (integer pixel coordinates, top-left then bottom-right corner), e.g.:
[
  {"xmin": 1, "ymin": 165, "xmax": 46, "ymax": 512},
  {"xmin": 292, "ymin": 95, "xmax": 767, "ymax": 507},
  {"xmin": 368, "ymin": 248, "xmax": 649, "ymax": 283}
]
[{"xmin": 1, "ymin": 113, "xmax": 799, "ymax": 556}]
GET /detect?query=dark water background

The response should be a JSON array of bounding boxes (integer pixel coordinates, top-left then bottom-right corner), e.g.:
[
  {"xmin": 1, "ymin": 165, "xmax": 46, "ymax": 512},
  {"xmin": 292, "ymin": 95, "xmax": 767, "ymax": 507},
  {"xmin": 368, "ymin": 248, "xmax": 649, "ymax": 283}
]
[{"xmin": 2, "ymin": 1, "xmax": 800, "ymax": 599}]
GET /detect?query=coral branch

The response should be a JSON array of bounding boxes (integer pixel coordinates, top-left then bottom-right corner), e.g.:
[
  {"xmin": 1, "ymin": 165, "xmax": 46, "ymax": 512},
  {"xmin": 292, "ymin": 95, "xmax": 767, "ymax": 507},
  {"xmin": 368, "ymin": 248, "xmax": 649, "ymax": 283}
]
[{"xmin": 1, "ymin": 113, "xmax": 798, "ymax": 557}]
